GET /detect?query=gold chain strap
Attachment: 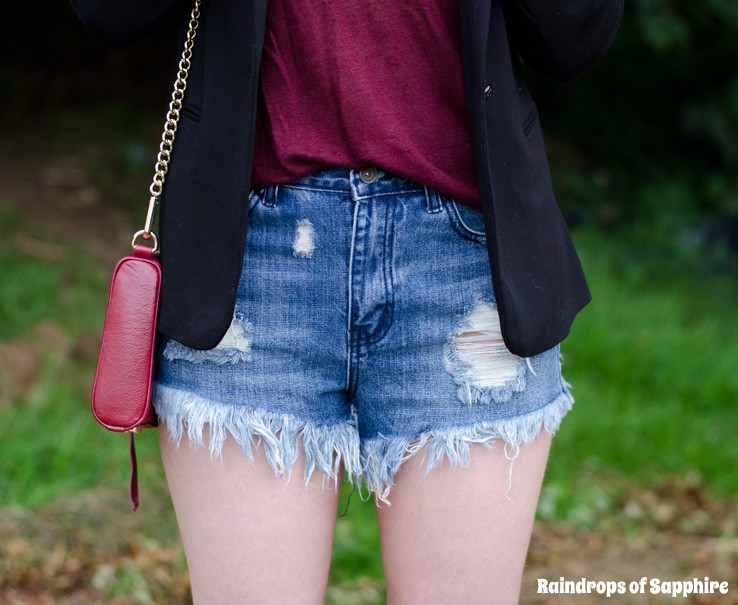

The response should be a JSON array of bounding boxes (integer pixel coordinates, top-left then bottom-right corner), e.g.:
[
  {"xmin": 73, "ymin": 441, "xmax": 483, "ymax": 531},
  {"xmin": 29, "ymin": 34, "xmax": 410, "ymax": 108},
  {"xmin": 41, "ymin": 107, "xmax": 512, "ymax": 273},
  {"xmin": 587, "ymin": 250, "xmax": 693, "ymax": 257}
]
[{"xmin": 132, "ymin": 0, "xmax": 203, "ymax": 252}]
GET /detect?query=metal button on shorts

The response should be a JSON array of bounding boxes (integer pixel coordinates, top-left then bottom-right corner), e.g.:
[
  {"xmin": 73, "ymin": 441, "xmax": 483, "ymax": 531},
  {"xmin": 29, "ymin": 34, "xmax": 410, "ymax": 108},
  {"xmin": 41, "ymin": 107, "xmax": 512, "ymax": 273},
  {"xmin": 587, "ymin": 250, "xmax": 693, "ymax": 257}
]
[{"xmin": 359, "ymin": 165, "xmax": 378, "ymax": 183}]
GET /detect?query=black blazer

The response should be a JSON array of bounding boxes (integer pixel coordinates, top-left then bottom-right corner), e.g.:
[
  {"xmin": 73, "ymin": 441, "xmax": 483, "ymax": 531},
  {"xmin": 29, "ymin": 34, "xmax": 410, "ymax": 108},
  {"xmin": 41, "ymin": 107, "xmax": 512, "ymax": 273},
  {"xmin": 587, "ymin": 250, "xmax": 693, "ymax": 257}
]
[{"xmin": 71, "ymin": 0, "xmax": 623, "ymax": 358}]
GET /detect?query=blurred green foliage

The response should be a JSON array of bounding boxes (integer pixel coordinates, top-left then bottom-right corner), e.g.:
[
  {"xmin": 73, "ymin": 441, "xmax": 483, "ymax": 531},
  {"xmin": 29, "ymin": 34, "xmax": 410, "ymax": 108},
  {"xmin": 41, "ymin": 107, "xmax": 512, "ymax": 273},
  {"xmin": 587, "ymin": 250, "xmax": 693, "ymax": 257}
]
[{"xmin": 527, "ymin": 0, "xmax": 738, "ymax": 221}]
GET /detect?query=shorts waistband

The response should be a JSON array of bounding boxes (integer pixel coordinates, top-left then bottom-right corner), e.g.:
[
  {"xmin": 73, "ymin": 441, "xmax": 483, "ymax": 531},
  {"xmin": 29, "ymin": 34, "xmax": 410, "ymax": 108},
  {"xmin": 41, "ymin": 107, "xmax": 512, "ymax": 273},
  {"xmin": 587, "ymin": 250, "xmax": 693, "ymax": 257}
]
[{"xmin": 280, "ymin": 165, "xmax": 433, "ymax": 200}]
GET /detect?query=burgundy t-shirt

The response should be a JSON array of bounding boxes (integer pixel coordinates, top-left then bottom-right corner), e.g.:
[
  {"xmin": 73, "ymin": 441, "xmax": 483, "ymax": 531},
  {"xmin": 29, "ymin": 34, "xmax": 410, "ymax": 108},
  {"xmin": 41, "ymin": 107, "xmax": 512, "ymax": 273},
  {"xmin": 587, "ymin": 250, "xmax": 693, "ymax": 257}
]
[{"xmin": 251, "ymin": 0, "xmax": 481, "ymax": 209}]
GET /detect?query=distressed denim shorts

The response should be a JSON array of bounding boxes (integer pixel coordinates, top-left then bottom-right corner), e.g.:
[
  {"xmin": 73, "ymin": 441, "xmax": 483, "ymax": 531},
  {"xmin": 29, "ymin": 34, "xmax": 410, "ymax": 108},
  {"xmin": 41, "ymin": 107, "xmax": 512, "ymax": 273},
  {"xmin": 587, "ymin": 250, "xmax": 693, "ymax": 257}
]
[{"xmin": 152, "ymin": 166, "xmax": 574, "ymax": 504}]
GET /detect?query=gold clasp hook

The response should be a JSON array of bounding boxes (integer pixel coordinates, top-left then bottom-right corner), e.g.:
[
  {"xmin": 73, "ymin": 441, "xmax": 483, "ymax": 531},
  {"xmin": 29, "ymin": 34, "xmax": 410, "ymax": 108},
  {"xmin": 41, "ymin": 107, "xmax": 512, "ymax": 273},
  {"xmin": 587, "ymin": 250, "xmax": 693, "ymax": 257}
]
[
  {"xmin": 131, "ymin": 196, "xmax": 160, "ymax": 253},
  {"xmin": 144, "ymin": 195, "xmax": 158, "ymax": 236},
  {"xmin": 131, "ymin": 230, "xmax": 159, "ymax": 253}
]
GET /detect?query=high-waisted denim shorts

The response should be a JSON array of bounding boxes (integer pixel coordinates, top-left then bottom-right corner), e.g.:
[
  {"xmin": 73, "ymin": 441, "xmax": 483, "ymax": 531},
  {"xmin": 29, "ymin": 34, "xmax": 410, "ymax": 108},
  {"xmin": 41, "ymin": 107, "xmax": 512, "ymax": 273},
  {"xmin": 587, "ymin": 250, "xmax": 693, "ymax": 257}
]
[{"xmin": 152, "ymin": 166, "xmax": 574, "ymax": 504}]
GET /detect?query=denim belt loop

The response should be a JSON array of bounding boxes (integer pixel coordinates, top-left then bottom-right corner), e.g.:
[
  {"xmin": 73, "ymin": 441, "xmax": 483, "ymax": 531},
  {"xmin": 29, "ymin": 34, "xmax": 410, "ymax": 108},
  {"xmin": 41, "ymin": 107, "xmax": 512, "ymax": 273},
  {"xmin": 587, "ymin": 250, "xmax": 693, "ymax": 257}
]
[
  {"xmin": 423, "ymin": 186, "xmax": 443, "ymax": 214},
  {"xmin": 263, "ymin": 184, "xmax": 278, "ymax": 207}
]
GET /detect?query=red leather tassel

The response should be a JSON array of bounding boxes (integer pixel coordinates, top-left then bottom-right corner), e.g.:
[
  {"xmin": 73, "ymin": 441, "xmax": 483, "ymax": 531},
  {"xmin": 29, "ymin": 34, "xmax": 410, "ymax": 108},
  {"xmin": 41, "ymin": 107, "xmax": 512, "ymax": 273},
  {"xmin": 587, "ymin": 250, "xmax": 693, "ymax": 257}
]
[{"xmin": 129, "ymin": 432, "xmax": 139, "ymax": 511}]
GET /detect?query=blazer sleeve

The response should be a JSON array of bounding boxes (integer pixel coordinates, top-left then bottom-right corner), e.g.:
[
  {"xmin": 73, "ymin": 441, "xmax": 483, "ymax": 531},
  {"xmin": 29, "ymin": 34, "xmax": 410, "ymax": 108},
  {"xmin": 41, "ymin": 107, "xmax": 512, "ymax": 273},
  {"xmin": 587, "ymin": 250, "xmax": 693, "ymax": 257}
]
[
  {"xmin": 70, "ymin": 0, "xmax": 187, "ymax": 48},
  {"xmin": 501, "ymin": 0, "xmax": 624, "ymax": 81}
]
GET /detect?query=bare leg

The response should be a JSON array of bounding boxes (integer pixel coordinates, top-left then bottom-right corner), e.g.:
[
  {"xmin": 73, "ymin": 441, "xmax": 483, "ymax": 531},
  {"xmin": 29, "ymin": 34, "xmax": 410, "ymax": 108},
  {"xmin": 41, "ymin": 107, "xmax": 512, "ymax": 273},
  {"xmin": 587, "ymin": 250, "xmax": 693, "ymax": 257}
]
[
  {"xmin": 375, "ymin": 430, "xmax": 552, "ymax": 604},
  {"xmin": 158, "ymin": 423, "xmax": 343, "ymax": 605}
]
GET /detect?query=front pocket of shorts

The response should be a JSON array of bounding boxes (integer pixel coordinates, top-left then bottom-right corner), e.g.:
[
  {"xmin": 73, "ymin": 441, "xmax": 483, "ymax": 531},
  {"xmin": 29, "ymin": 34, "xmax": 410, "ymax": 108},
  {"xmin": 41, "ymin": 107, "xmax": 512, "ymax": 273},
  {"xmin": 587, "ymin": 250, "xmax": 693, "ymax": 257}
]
[{"xmin": 442, "ymin": 197, "xmax": 487, "ymax": 244}]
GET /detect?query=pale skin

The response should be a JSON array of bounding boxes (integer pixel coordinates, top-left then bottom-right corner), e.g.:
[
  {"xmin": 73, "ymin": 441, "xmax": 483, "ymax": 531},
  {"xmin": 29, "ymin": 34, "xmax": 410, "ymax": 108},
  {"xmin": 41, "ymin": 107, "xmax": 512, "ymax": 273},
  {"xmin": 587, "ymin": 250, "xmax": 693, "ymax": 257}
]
[{"xmin": 159, "ymin": 424, "xmax": 552, "ymax": 604}]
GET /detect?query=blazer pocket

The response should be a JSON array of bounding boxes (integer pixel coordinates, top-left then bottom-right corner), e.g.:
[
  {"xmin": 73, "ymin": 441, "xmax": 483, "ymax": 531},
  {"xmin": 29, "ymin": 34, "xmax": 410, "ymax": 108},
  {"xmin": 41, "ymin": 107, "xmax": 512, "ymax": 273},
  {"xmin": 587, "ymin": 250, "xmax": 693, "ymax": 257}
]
[
  {"xmin": 181, "ymin": 104, "xmax": 202, "ymax": 122},
  {"xmin": 521, "ymin": 104, "xmax": 539, "ymax": 137}
]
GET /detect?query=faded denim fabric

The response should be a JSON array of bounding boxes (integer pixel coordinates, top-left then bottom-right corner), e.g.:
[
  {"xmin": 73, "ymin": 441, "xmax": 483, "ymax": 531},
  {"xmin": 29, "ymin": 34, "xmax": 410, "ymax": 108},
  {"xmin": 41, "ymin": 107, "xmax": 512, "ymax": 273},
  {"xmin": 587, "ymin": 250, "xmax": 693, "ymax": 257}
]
[{"xmin": 152, "ymin": 167, "xmax": 574, "ymax": 505}]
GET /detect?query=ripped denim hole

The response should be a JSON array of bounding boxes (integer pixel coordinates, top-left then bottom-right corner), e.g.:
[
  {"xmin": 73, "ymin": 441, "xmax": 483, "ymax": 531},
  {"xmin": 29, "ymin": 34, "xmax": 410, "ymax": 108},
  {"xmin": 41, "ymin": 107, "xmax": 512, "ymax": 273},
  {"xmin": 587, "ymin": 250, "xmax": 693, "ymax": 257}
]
[
  {"xmin": 444, "ymin": 300, "xmax": 529, "ymax": 405},
  {"xmin": 163, "ymin": 312, "xmax": 254, "ymax": 364},
  {"xmin": 293, "ymin": 219, "xmax": 315, "ymax": 258}
]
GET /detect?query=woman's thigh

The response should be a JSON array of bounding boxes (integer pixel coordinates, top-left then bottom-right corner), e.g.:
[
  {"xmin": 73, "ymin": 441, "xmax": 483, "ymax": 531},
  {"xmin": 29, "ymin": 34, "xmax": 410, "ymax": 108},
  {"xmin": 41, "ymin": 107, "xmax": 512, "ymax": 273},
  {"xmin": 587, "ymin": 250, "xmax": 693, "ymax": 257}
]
[
  {"xmin": 375, "ymin": 431, "xmax": 552, "ymax": 604},
  {"xmin": 159, "ymin": 424, "xmax": 343, "ymax": 605}
]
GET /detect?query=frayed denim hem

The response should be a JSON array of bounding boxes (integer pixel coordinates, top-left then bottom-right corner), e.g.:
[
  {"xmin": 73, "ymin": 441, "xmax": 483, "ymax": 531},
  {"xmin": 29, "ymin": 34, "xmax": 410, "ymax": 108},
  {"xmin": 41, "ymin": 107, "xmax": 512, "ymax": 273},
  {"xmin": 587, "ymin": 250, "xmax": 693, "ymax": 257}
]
[
  {"xmin": 360, "ymin": 389, "xmax": 575, "ymax": 507},
  {"xmin": 152, "ymin": 384, "xmax": 362, "ymax": 490}
]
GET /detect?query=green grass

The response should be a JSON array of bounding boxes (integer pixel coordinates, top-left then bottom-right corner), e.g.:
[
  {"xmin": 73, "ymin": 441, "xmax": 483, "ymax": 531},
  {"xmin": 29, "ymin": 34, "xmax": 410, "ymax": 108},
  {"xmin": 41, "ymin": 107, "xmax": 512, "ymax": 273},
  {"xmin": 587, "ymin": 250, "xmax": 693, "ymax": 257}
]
[
  {"xmin": 541, "ymin": 224, "xmax": 738, "ymax": 522},
  {"xmin": 0, "ymin": 213, "xmax": 108, "ymax": 341}
]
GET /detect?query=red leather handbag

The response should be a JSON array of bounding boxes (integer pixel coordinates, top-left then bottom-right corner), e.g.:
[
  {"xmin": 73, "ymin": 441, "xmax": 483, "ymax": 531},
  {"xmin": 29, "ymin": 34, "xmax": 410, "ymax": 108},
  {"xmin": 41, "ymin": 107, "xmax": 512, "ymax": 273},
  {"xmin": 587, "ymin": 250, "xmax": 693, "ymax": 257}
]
[
  {"xmin": 91, "ymin": 243, "xmax": 161, "ymax": 510},
  {"xmin": 90, "ymin": 0, "xmax": 202, "ymax": 510}
]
